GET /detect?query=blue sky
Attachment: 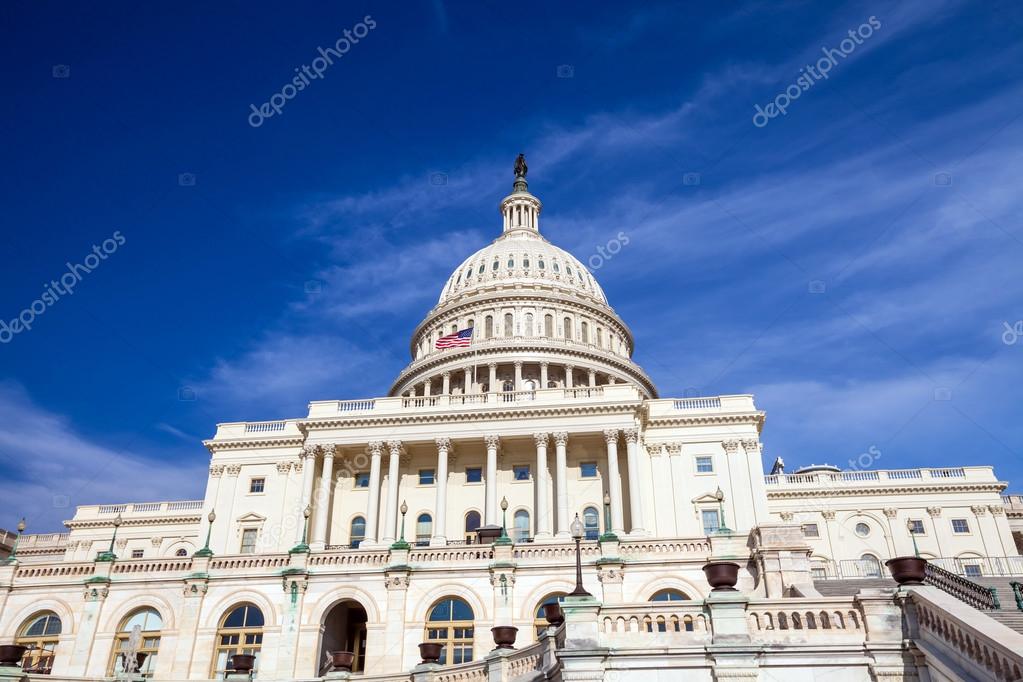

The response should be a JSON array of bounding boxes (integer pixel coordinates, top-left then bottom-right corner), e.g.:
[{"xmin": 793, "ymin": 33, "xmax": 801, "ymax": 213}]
[{"xmin": 2, "ymin": 1, "xmax": 1022, "ymax": 532}]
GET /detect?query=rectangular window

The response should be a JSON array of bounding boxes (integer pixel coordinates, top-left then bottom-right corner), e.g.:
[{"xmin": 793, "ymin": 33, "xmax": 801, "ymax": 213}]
[
  {"xmin": 513, "ymin": 464, "xmax": 530, "ymax": 481},
  {"xmin": 249, "ymin": 477, "xmax": 265, "ymax": 493},
  {"xmin": 131, "ymin": 549, "xmax": 144, "ymax": 559},
  {"xmin": 951, "ymin": 518, "xmax": 970, "ymax": 534},
  {"xmin": 466, "ymin": 467, "xmax": 482, "ymax": 483},
  {"xmin": 802, "ymin": 523, "xmax": 819, "ymax": 538},
  {"xmin": 354, "ymin": 472, "xmax": 370, "ymax": 488},
  {"xmin": 963, "ymin": 564, "xmax": 982, "ymax": 577},
  {"xmin": 811, "ymin": 564, "xmax": 828, "ymax": 579},
  {"xmin": 580, "ymin": 462, "xmax": 598, "ymax": 478},
  {"xmin": 908, "ymin": 519, "xmax": 925, "ymax": 535},
  {"xmin": 695, "ymin": 456, "xmax": 714, "ymax": 473},
  {"xmin": 419, "ymin": 469, "xmax": 436, "ymax": 485},
  {"xmin": 240, "ymin": 528, "xmax": 258, "ymax": 554},
  {"xmin": 702, "ymin": 509, "xmax": 720, "ymax": 535}
]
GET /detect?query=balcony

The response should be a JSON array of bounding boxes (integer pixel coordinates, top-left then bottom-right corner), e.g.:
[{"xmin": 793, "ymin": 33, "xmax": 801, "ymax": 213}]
[
  {"xmin": 70, "ymin": 500, "xmax": 204, "ymax": 521},
  {"xmin": 764, "ymin": 466, "xmax": 1000, "ymax": 487}
]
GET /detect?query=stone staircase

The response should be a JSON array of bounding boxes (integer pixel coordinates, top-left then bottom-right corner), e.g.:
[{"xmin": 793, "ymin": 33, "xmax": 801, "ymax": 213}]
[{"xmin": 814, "ymin": 577, "xmax": 1023, "ymax": 634}]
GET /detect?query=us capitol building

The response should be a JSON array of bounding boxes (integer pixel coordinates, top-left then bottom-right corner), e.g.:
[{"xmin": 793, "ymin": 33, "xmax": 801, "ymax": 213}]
[{"xmin": 2, "ymin": 158, "xmax": 1022, "ymax": 682}]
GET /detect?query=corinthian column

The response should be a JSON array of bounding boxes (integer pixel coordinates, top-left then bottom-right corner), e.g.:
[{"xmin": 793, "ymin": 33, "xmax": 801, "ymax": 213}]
[
  {"xmin": 603, "ymin": 429, "xmax": 625, "ymax": 534},
  {"xmin": 534, "ymin": 433, "xmax": 552, "ymax": 539},
  {"xmin": 299, "ymin": 444, "xmax": 317, "ymax": 511},
  {"xmin": 554, "ymin": 432, "xmax": 569, "ymax": 537},
  {"xmin": 312, "ymin": 444, "xmax": 336, "ymax": 546},
  {"xmin": 381, "ymin": 441, "xmax": 402, "ymax": 544},
  {"xmin": 365, "ymin": 441, "xmax": 384, "ymax": 543},
  {"xmin": 485, "ymin": 435, "xmax": 500, "ymax": 524},
  {"xmin": 623, "ymin": 428, "xmax": 645, "ymax": 535},
  {"xmin": 432, "ymin": 438, "xmax": 451, "ymax": 545}
]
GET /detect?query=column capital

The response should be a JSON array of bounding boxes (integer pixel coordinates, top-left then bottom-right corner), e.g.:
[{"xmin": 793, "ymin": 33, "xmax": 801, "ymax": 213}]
[
  {"xmin": 822, "ymin": 509, "xmax": 836, "ymax": 520},
  {"xmin": 322, "ymin": 443, "xmax": 337, "ymax": 458},
  {"xmin": 301, "ymin": 444, "xmax": 318, "ymax": 459},
  {"xmin": 553, "ymin": 431, "xmax": 568, "ymax": 446},
  {"xmin": 722, "ymin": 439, "xmax": 741, "ymax": 455},
  {"xmin": 740, "ymin": 438, "xmax": 759, "ymax": 453},
  {"xmin": 970, "ymin": 505, "xmax": 987, "ymax": 516},
  {"xmin": 386, "ymin": 440, "xmax": 402, "ymax": 456},
  {"xmin": 926, "ymin": 506, "xmax": 942, "ymax": 517},
  {"xmin": 665, "ymin": 443, "xmax": 683, "ymax": 456},
  {"xmin": 533, "ymin": 432, "xmax": 549, "ymax": 448},
  {"xmin": 276, "ymin": 461, "xmax": 293, "ymax": 474},
  {"xmin": 442, "ymin": 370, "xmax": 451, "ymax": 379},
  {"xmin": 602, "ymin": 428, "xmax": 620, "ymax": 445},
  {"xmin": 623, "ymin": 428, "xmax": 639, "ymax": 444},
  {"xmin": 368, "ymin": 441, "xmax": 385, "ymax": 457},
  {"xmin": 484, "ymin": 434, "xmax": 501, "ymax": 450},
  {"xmin": 883, "ymin": 507, "xmax": 898, "ymax": 518},
  {"xmin": 540, "ymin": 361, "xmax": 549, "ymax": 368},
  {"xmin": 435, "ymin": 437, "xmax": 452, "ymax": 451},
  {"xmin": 209, "ymin": 464, "xmax": 226, "ymax": 477},
  {"xmin": 488, "ymin": 362, "xmax": 498, "ymax": 369},
  {"xmin": 514, "ymin": 360, "xmax": 523, "ymax": 368},
  {"xmin": 989, "ymin": 504, "xmax": 1006, "ymax": 516}
]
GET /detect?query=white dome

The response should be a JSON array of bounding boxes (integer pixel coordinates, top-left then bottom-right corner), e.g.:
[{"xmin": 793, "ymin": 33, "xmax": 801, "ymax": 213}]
[{"xmin": 438, "ymin": 230, "xmax": 608, "ymax": 306}]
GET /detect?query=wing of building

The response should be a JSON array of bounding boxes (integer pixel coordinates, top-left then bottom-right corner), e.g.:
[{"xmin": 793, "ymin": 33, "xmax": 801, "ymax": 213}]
[{"xmin": 2, "ymin": 159, "xmax": 1023, "ymax": 681}]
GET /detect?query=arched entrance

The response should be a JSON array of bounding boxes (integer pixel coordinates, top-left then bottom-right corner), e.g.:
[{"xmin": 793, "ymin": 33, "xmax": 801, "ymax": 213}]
[{"xmin": 318, "ymin": 600, "xmax": 368, "ymax": 674}]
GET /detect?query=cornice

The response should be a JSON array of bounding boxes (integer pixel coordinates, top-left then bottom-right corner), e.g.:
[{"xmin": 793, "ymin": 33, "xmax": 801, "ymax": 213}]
[
  {"xmin": 204, "ymin": 436, "xmax": 304, "ymax": 453},
  {"xmin": 645, "ymin": 412, "xmax": 766, "ymax": 429},
  {"xmin": 766, "ymin": 482, "xmax": 1008, "ymax": 499},
  {"xmin": 301, "ymin": 401, "xmax": 644, "ymax": 430},
  {"xmin": 64, "ymin": 515, "xmax": 202, "ymax": 530}
]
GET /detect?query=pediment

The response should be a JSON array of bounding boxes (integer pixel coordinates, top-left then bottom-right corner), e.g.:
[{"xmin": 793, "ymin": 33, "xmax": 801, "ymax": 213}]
[{"xmin": 236, "ymin": 512, "xmax": 267, "ymax": 523}]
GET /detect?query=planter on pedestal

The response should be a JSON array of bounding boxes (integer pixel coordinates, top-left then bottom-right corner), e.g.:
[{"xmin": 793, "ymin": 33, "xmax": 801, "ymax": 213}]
[
  {"xmin": 885, "ymin": 556, "xmax": 927, "ymax": 585},
  {"xmin": 491, "ymin": 625, "xmax": 518, "ymax": 649},
  {"xmin": 328, "ymin": 651, "xmax": 355, "ymax": 672},
  {"xmin": 0, "ymin": 645, "xmax": 27, "ymax": 667},
  {"xmin": 229, "ymin": 654, "xmax": 256, "ymax": 673},
  {"xmin": 543, "ymin": 603, "xmax": 565, "ymax": 627},
  {"xmin": 418, "ymin": 642, "xmax": 442, "ymax": 664},
  {"xmin": 703, "ymin": 561, "xmax": 740, "ymax": 591}
]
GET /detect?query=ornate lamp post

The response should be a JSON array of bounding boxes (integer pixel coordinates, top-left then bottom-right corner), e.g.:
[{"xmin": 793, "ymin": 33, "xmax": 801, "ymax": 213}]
[
  {"xmin": 97, "ymin": 514, "xmax": 123, "ymax": 561},
  {"xmin": 714, "ymin": 487, "xmax": 732, "ymax": 534},
  {"xmin": 194, "ymin": 511, "xmax": 216, "ymax": 557},
  {"xmin": 599, "ymin": 491, "xmax": 617, "ymax": 541},
  {"xmin": 494, "ymin": 496, "xmax": 512, "ymax": 545},
  {"xmin": 3, "ymin": 518, "xmax": 26, "ymax": 564},
  {"xmin": 907, "ymin": 518, "xmax": 921, "ymax": 557},
  {"xmin": 568, "ymin": 513, "xmax": 592, "ymax": 597},
  {"xmin": 391, "ymin": 501, "xmax": 410, "ymax": 550},
  {"xmin": 290, "ymin": 506, "xmax": 312, "ymax": 553}
]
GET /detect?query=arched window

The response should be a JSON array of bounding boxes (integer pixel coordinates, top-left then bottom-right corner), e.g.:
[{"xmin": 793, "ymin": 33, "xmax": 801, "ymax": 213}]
[
  {"xmin": 859, "ymin": 554, "xmax": 882, "ymax": 578},
  {"xmin": 425, "ymin": 598, "xmax": 474, "ymax": 665},
  {"xmin": 553, "ymin": 261, "xmax": 560, "ymax": 273},
  {"xmin": 650, "ymin": 589, "xmax": 690, "ymax": 602},
  {"xmin": 525, "ymin": 312, "xmax": 534, "ymax": 336},
  {"xmin": 583, "ymin": 506, "xmax": 600, "ymax": 540},
  {"xmin": 513, "ymin": 510, "xmax": 530, "ymax": 542},
  {"xmin": 544, "ymin": 314, "xmax": 554, "ymax": 337},
  {"xmin": 504, "ymin": 313, "xmax": 514, "ymax": 337},
  {"xmin": 523, "ymin": 255, "xmax": 530, "ymax": 268},
  {"xmin": 16, "ymin": 612, "xmax": 61, "ymax": 673},
  {"xmin": 596, "ymin": 327, "xmax": 604, "ymax": 348},
  {"xmin": 563, "ymin": 317, "xmax": 572, "ymax": 340},
  {"xmin": 175, "ymin": 548, "xmax": 188, "ymax": 557},
  {"xmin": 580, "ymin": 321, "xmax": 589, "ymax": 344},
  {"xmin": 538, "ymin": 258, "xmax": 545, "ymax": 270},
  {"xmin": 507, "ymin": 256, "xmax": 515, "ymax": 269},
  {"xmin": 533, "ymin": 593, "xmax": 567, "ymax": 637},
  {"xmin": 466, "ymin": 318, "xmax": 474, "ymax": 331},
  {"xmin": 212, "ymin": 604, "xmax": 264, "ymax": 679},
  {"xmin": 108, "ymin": 608, "xmax": 163, "ymax": 677},
  {"xmin": 484, "ymin": 316, "xmax": 493, "ymax": 338},
  {"xmin": 464, "ymin": 511, "xmax": 481, "ymax": 544},
  {"xmin": 350, "ymin": 516, "xmax": 366, "ymax": 548},
  {"xmin": 416, "ymin": 514, "xmax": 432, "ymax": 546}
]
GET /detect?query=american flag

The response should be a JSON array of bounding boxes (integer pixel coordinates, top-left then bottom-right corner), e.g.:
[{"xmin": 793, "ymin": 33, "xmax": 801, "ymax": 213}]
[{"xmin": 436, "ymin": 327, "xmax": 474, "ymax": 349}]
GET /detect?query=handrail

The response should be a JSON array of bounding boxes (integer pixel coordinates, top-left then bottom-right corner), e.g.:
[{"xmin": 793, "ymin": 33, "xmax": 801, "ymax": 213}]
[
  {"xmin": 1011, "ymin": 581, "xmax": 1023, "ymax": 611},
  {"xmin": 924, "ymin": 562, "xmax": 1000, "ymax": 610}
]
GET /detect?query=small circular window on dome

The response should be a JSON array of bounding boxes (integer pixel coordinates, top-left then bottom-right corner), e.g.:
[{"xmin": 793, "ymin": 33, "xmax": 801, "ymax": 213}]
[{"xmin": 855, "ymin": 522, "xmax": 870, "ymax": 537}]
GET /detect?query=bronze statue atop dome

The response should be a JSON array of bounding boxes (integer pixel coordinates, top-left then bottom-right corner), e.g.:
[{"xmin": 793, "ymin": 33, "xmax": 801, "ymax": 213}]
[{"xmin": 514, "ymin": 153, "xmax": 527, "ymax": 178}]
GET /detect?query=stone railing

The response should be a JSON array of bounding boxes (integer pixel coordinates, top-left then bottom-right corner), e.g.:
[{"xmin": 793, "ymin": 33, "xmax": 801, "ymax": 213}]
[
  {"xmin": 924, "ymin": 562, "xmax": 1000, "ymax": 610},
  {"xmin": 111, "ymin": 557, "xmax": 193, "ymax": 575},
  {"xmin": 407, "ymin": 545, "xmax": 495, "ymax": 565},
  {"xmin": 13, "ymin": 562, "xmax": 94, "ymax": 581},
  {"xmin": 207, "ymin": 554, "xmax": 290, "ymax": 571},
  {"xmin": 910, "ymin": 585, "xmax": 1023, "ymax": 681},
  {"xmin": 73, "ymin": 500, "xmax": 204, "ymax": 520},
  {"xmin": 512, "ymin": 541, "xmax": 600, "ymax": 563},
  {"xmin": 598, "ymin": 601, "xmax": 710, "ymax": 646},
  {"xmin": 308, "ymin": 548, "xmax": 390, "ymax": 567},
  {"xmin": 747, "ymin": 597, "xmax": 865, "ymax": 643},
  {"xmin": 765, "ymin": 466, "xmax": 996, "ymax": 487},
  {"xmin": 618, "ymin": 538, "xmax": 712, "ymax": 560}
]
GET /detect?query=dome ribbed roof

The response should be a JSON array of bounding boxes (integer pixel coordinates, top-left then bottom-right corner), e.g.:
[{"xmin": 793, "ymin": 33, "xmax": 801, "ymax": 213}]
[{"xmin": 437, "ymin": 230, "xmax": 608, "ymax": 306}]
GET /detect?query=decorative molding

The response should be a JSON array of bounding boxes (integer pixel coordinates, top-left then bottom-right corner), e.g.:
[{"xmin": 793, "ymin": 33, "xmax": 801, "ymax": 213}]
[
  {"xmin": 276, "ymin": 461, "xmax": 293, "ymax": 474},
  {"xmin": 385, "ymin": 574, "xmax": 410, "ymax": 590},
  {"xmin": 622, "ymin": 428, "xmax": 639, "ymax": 444},
  {"xmin": 84, "ymin": 584, "xmax": 110, "ymax": 601},
  {"xmin": 322, "ymin": 443, "xmax": 337, "ymax": 458},
  {"xmin": 225, "ymin": 464, "xmax": 242, "ymax": 477},
  {"xmin": 386, "ymin": 440, "xmax": 402, "ymax": 457},
  {"xmin": 368, "ymin": 441, "xmax": 385, "ymax": 457},
  {"xmin": 301, "ymin": 444, "xmax": 318, "ymax": 459},
  {"xmin": 741, "ymin": 438, "xmax": 759, "ymax": 454},
  {"xmin": 779, "ymin": 512, "xmax": 794, "ymax": 522},
  {"xmin": 721, "ymin": 440, "xmax": 741, "ymax": 455},
  {"xmin": 485, "ymin": 434, "xmax": 501, "ymax": 450},
  {"xmin": 603, "ymin": 428, "xmax": 619, "ymax": 445},
  {"xmin": 989, "ymin": 505, "xmax": 1006, "ymax": 516},
  {"xmin": 926, "ymin": 506, "xmax": 942, "ymax": 517},
  {"xmin": 821, "ymin": 510, "xmax": 836, "ymax": 520},
  {"xmin": 150, "ymin": 536, "xmax": 163, "ymax": 547},
  {"xmin": 553, "ymin": 432, "xmax": 568, "ymax": 447},
  {"xmin": 209, "ymin": 464, "xmax": 226, "ymax": 478},
  {"xmin": 883, "ymin": 508, "xmax": 898, "ymax": 519},
  {"xmin": 282, "ymin": 573, "xmax": 309, "ymax": 593},
  {"xmin": 597, "ymin": 565, "xmax": 623, "ymax": 583},
  {"xmin": 184, "ymin": 581, "xmax": 208, "ymax": 597},
  {"xmin": 970, "ymin": 505, "xmax": 987, "ymax": 516},
  {"xmin": 435, "ymin": 437, "xmax": 452, "ymax": 452},
  {"xmin": 533, "ymin": 432, "xmax": 549, "ymax": 448},
  {"xmin": 665, "ymin": 443, "xmax": 682, "ymax": 456}
]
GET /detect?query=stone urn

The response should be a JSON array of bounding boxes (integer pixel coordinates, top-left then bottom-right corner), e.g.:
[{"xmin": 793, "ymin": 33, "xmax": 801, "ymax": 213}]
[
  {"xmin": 0, "ymin": 645, "xmax": 27, "ymax": 667},
  {"xmin": 229, "ymin": 653, "xmax": 256, "ymax": 673},
  {"xmin": 886, "ymin": 556, "xmax": 927, "ymax": 585},
  {"xmin": 476, "ymin": 525, "xmax": 503, "ymax": 544},
  {"xmin": 543, "ymin": 602, "xmax": 565, "ymax": 626},
  {"xmin": 491, "ymin": 625, "xmax": 518, "ymax": 649},
  {"xmin": 328, "ymin": 650, "xmax": 355, "ymax": 672},
  {"xmin": 418, "ymin": 642, "xmax": 442, "ymax": 664},
  {"xmin": 703, "ymin": 561, "xmax": 740, "ymax": 591}
]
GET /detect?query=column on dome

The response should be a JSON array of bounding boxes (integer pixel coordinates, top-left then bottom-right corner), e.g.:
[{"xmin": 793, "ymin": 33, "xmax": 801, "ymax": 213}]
[
  {"xmin": 540, "ymin": 362, "xmax": 549, "ymax": 388},
  {"xmin": 431, "ymin": 438, "xmax": 451, "ymax": 545},
  {"xmin": 588, "ymin": 369, "xmax": 596, "ymax": 387},
  {"xmin": 623, "ymin": 429, "xmax": 645, "ymax": 535},
  {"xmin": 514, "ymin": 361, "xmax": 523, "ymax": 391},
  {"xmin": 442, "ymin": 372, "xmax": 451, "ymax": 395},
  {"xmin": 423, "ymin": 379, "xmax": 431, "ymax": 397},
  {"xmin": 312, "ymin": 443, "xmax": 336, "ymax": 547},
  {"xmin": 484, "ymin": 435, "xmax": 500, "ymax": 524},
  {"xmin": 565, "ymin": 365, "xmax": 574, "ymax": 388},
  {"xmin": 603, "ymin": 429, "xmax": 626, "ymax": 534},
  {"xmin": 666, "ymin": 444, "xmax": 687, "ymax": 534},
  {"xmin": 381, "ymin": 441, "xmax": 402, "ymax": 544},
  {"xmin": 534, "ymin": 433, "xmax": 552, "ymax": 539},
  {"xmin": 365, "ymin": 441, "xmax": 384, "ymax": 543},
  {"xmin": 554, "ymin": 432, "xmax": 570, "ymax": 537},
  {"xmin": 463, "ymin": 367, "xmax": 473, "ymax": 394},
  {"xmin": 488, "ymin": 363, "xmax": 498, "ymax": 393}
]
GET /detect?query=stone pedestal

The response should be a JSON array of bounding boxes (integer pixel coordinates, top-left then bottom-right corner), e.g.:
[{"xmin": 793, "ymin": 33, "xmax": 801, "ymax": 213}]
[
  {"xmin": 0, "ymin": 667, "xmax": 27, "ymax": 682},
  {"xmin": 561, "ymin": 595, "xmax": 601, "ymax": 649},
  {"xmin": 323, "ymin": 670, "xmax": 352, "ymax": 681},
  {"xmin": 749, "ymin": 523, "xmax": 818, "ymax": 597},
  {"xmin": 706, "ymin": 591, "xmax": 751, "ymax": 645}
]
